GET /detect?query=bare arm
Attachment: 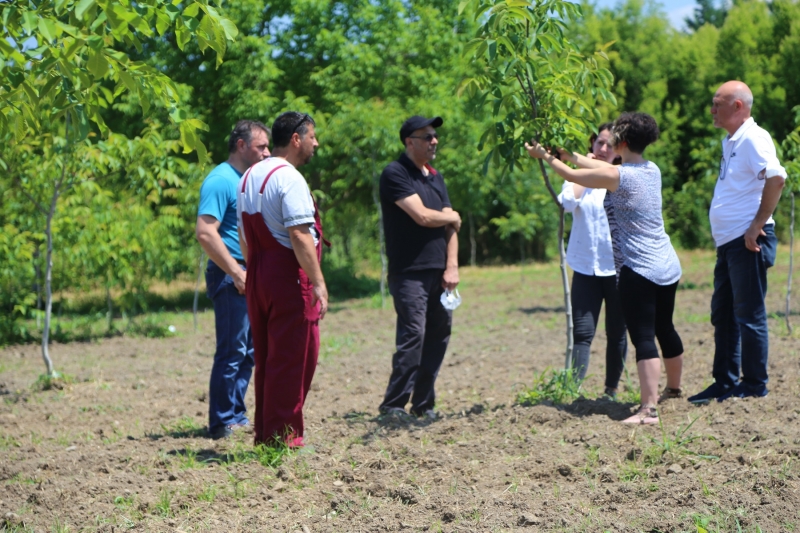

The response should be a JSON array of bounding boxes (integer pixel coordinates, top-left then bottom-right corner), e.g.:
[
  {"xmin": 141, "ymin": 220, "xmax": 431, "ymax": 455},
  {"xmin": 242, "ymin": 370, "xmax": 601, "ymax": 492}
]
[
  {"xmin": 396, "ymin": 194, "xmax": 461, "ymax": 232},
  {"xmin": 526, "ymin": 142, "xmax": 620, "ymax": 192},
  {"xmin": 442, "ymin": 208, "xmax": 459, "ymax": 291},
  {"xmin": 238, "ymin": 227, "xmax": 248, "ymax": 265},
  {"xmin": 288, "ymin": 224, "xmax": 328, "ymax": 319},
  {"xmin": 557, "ymin": 149, "xmax": 615, "ymax": 170},
  {"xmin": 196, "ymin": 215, "xmax": 246, "ymax": 294},
  {"xmin": 744, "ymin": 176, "xmax": 785, "ymax": 252}
]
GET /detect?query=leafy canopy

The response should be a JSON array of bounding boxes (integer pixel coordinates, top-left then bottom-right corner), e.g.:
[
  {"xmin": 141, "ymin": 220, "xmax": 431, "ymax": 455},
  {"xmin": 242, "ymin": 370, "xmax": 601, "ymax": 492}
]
[{"xmin": 0, "ymin": 0, "xmax": 239, "ymax": 162}]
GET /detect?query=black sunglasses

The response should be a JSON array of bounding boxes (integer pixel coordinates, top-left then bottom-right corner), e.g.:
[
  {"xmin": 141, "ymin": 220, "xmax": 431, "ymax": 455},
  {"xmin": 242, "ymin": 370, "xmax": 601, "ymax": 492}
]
[
  {"xmin": 408, "ymin": 133, "xmax": 438, "ymax": 142},
  {"xmin": 292, "ymin": 113, "xmax": 312, "ymax": 136}
]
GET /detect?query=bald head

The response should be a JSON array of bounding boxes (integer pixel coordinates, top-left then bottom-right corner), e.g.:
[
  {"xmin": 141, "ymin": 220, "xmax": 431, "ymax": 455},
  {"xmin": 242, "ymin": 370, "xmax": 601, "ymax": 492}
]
[{"xmin": 711, "ymin": 80, "xmax": 753, "ymax": 135}]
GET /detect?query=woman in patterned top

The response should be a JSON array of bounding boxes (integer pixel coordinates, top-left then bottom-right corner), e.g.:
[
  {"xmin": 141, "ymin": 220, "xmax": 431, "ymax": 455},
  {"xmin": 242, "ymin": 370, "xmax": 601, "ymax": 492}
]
[{"xmin": 525, "ymin": 113, "xmax": 684, "ymax": 425}]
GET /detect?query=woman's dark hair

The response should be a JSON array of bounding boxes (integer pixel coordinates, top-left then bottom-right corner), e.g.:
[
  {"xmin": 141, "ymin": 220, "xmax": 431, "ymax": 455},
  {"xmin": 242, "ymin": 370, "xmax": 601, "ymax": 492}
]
[
  {"xmin": 609, "ymin": 112, "xmax": 659, "ymax": 154},
  {"xmin": 227, "ymin": 120, "xmax": 269, "ymax": 154},
  {"xmin": 271, "ymin": 111, "xmax": 316, "ymax": 148},
  {"xmin": 588, "ymin": 122, "xmax": 614, "ymax": 152}
]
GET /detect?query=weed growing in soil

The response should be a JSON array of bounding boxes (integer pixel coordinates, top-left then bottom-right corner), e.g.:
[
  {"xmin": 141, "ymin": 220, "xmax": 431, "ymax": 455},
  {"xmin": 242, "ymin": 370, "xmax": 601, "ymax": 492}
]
[
  {"xmin": 516, "ymin": 368, "xmax": 582, "ymax": 406},
  {"xmin": 160, "ymin": 416, "xmax": 205, "ymax": 438},
  {"xmin": 197, "ymin": 484, "xmax": 217, "ymax": 502},
  {"xmin": 51, "ymin": 516, "xmax": 69, "ymax": 533},
  {"xmin": 154, "ymin": 489, "xmax": 173, "ymax": 517},
  {"xmin": 646, "ymin": 415, "xmax": 718, "ymax": 465},
  {"xmin": 113, "ymin": 495, "xmax": 134, "ymax": 510},
  {"xmin": 32, "ymin": 372, "xmax": 74, "ymax": 391}
]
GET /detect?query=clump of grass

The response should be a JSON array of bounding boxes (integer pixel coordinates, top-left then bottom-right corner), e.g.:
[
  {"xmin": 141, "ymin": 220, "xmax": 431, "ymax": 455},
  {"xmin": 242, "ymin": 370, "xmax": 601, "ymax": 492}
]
[
  {"xmin": 32, "ymin": 372, "xmax": 75, "ymax": 392},
  {"xmin": 645, "ymin": 415, "xmax": 718, "ymax": 466},
  {"xmin": 197, "ymin": 484, "xmax": 217, "ymax": 503},
  {"xmin": 616, "ymin": 367, "xmax": 641, "ymax": 404},
  {"xmin": 154, "ymin": 489, "xmax": 173, "ymax": 517},
  {"xmin": 160, "ymin": 416, "xmax": 205, "ymax": 438},
  {"xmin": 516, "ymin": 367, "xmax": 583, "ymax": 406}
]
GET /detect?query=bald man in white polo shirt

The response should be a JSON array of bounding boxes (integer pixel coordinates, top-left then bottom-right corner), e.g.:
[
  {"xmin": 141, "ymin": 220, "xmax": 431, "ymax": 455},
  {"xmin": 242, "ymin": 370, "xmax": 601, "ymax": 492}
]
[{"xmin": 689, "ymin": 81, "xmax": 786, "ymax": 404}]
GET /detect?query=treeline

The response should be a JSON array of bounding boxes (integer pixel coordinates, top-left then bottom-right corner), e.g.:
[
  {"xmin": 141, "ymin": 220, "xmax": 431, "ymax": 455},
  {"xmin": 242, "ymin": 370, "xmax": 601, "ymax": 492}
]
[{"xmin": 4, "ymin": 0, "xmax": 800, "ymax": 344}]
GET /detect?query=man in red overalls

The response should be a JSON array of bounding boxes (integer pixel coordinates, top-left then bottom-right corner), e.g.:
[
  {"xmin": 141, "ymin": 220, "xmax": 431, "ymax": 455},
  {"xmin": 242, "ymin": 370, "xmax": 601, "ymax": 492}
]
[{"xmin": 236, "ymin": 112, "xmax": 327, "ymax": 448}]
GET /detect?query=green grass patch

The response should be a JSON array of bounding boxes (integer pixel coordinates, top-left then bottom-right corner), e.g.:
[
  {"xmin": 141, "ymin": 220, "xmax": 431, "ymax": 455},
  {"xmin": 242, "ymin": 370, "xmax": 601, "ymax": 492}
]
[
  {"xmin": 516, "ymin": 367, "xmax": 583, "ymax": 406},
  {"xmin": 31, "ymin": 372, "xmax": 75, "ymax": 392}
]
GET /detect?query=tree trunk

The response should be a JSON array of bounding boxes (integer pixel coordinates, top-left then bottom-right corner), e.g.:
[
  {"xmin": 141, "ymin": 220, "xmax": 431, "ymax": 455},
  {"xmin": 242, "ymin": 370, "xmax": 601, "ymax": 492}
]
[
  {"xmin": 41, "ymin": 188, "xmax": 58, "ymax": 377},
  {"xmin": 469, "ymin": 212, "xmax": 477, "ymax": 267},
  {"xmin": 786, "ymin": 192, "xmax": 795, "ymax": 335},
  {"xmin": 194, "ymin": 251, "xmax": 206, "ymax": 332},
  {"xmin": 537, "ymin": 159, "xmax": 574, "ymax": 369},
  {"xmin": 34, "ymin": 245, "xmax": 42, "ymax": 330},
  {"xmin": 106, "ymin": 282, "xmax": 113, "ymax": 333},
  {"xmin": 557, "ymin": 206, "xmax": 573, "ymax": 368},
  {"xmin": 371, "ymin": 152, "xmax": 387, "ymax": 309}
]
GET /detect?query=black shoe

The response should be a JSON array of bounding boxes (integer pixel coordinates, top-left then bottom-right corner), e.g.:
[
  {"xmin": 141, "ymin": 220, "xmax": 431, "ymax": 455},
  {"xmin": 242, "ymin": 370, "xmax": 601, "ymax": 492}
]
[
  {"xmin": 412, "ymin": 409, "xmax": 440, "ymax": 421},
  {"xmin": 717, "ymin": 383, "xmax": 768, "ymax": 402},
  {"xmin": 208, "ymin": 425, "xmax": 233, "ymax": 440},
  {"xmin": 687, "ymin": 383, "xmax": 731, "ymax": 405},
  {"xmin": 379, "ymin": 407, "xmax": 411, "ymax": 420}
]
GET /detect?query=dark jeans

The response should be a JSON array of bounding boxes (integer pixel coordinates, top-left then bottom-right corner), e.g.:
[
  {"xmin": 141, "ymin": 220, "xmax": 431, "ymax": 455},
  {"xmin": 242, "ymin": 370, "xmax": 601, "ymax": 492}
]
[
  {"xmin": 711, "ymin": 225, "xmax": 777, "ymax": 392},
  {"xmin": 206, "ymin": 260, "xmax": 254, "ymax": 432},
  {"xmin": 380, "ymin": 269, "xmax": 452, "ymax": 415},
  {"xmin": 619, "ymin": 266, "xmax": 683, "ymax": 362},
  {"xmin": 571, "ymin": 272, "xmax": 627, "ymax": 389}
]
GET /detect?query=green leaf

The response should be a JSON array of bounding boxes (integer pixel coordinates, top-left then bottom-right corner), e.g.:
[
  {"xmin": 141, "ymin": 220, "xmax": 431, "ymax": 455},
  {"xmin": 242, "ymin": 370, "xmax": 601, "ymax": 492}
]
[
  {"xmin": 219, "ymin": 18, "xmax": 238, "ymax": 41},
  {"xmin": 21, "ymin": 11, "xmax": 37, "ymax": 32},
  {"xmin": 37, "ymin": 18, "xmax": 60, "ymax": 42},
  {"xmin": 182, "ymin": 2, "xmax": 201, "ymax": 18},
  {"xmin": 75, "ymin": 0, "xmax": 96, "ymax": 19},
  {"xmin": 87, "ymin": 50, "xmax": 108, "ymax": 78},
  {"xmin": 117, "ymin": 69, "xmax": 137, "ymax": 93},
  {"xmin": 175, "ymin": 26, "xmax": 190, "ymax": 50}
]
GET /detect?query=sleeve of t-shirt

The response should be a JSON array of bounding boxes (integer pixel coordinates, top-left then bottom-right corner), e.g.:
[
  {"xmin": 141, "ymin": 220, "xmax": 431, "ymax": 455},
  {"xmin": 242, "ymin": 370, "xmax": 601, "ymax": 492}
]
[
  {"xmin": 559, "ymin": 181, "xmax": 579, "ymax": 213},
  {"xmin": 281, "ymin": 173, "xmax": 316, "ymax": 228},
  {"xmin": 381, "ymin": 163, "xmax": 417, "ymax": 203},
  {"xmin": 745, "ymin": 135, "xmax": 787, "ymax": 180},
  {"xmin": 437, "ymin": 172, "xmax": 452, "ymax": 209},
  {"xmin": 198, "ymin": 174, "xmax": 230, "ymax": 222}
]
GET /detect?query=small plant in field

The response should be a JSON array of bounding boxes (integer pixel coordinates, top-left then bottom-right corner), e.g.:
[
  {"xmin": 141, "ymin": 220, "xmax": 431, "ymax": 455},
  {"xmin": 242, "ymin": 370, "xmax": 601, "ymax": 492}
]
[
  {"xmin": 253, "ymin": 442, "xmax": 290, "ymax": 468},
  {"xmin": 51, "ymin": 517, "xmax": 69, "ymax": 533},
  {"xmin": 615, "ymin": 367, "xmax": 641, "ymax": 404},
  {"xmin": 114, "ymin": 495, "xmax": 134, "ymax": 509},
  {"xmin": 581, "ymin": 445, "xmax": 600, "ymax": 475},
  {"xmin": 32, "ymin": 372, "xmax": 74, "ymax": 392},
  {"xmin": 516, "ymin": 368, "xmax": 582, "ymax": 406},
  {"xmin": 618, "ymin": 461, "xmax": 646, "ymax": 482},
  {"xmin": 0, "ymin": 434, "xmax": 21, "ymax": 450},
  {"xmin": 647, "ymin": 415, "xmax": 718, "ymax": 466},
  {"xmin": 154, "ymin": 488, "xmax": 173, "ymax": 517},
  {"xmin": 178, "ymin": 446, "xmax": 202, "ymax": 469},
  {"xmin": 197, "ymin": 484, "xmax": 217, "ymax": 503},
  {"xmin": 160, "ymin": 416, "xmax": 204, "ymax": 438}
]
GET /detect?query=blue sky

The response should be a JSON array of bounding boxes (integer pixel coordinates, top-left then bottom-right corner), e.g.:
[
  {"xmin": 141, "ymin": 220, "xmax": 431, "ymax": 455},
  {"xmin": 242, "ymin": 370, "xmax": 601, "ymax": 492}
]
[{"xmin": 591, "ymin": 0, "xmax": 698, "ymax": 30}]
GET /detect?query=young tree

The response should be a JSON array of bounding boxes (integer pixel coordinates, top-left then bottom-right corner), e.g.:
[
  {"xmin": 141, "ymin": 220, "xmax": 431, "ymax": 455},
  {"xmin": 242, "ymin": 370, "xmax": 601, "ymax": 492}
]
[
  {"xmin": 1, "ymin": 0, "xmax": 237, "ymax": 377},
  {"xmin": 460, "ymin": 0, "xmax": 615, "ymax": 368},
  {"xmin": 781, "ymin": 109, "xmax": 800, "ymax": 334}
]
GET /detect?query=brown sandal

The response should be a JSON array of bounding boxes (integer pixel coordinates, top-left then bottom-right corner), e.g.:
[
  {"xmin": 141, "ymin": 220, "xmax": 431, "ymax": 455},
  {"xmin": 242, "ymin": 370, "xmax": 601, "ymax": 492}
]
[{"xmin": 658, "ymin": 387, "xmax": 683, "ymax": 403}]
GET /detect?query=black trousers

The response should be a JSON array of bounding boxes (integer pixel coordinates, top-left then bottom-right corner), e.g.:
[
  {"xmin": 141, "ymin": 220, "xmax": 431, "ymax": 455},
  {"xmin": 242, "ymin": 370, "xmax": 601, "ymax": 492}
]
[
  {"xmin": 380, "ymin": 269, "xmax": 452, "ymax": 415},
  {"xmin": 571, "ymin": 271, "xmax": 627, "ymax": 389},
  {"xmin": 618, "ymin": 266, "xmax": 684, "ymax": 362}
]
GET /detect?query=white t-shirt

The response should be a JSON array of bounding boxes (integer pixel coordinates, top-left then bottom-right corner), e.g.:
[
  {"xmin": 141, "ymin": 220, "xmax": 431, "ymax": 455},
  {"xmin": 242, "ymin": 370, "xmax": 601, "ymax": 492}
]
[
  {"xmin": 709, "ymin": 118, "xmax": 787, "ymax": 247},
  {"xmin": 237, "ymin": 158, "xmax": 318, "ymax": 250},
  {"xmin": 559, "ymin": 182, "xmax": 615, "ymax": 277}
]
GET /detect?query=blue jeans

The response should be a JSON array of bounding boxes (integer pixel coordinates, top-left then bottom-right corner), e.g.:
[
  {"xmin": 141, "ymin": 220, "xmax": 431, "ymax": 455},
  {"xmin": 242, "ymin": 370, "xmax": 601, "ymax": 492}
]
[
  {"xmin": 710, "ymin": 225, "xmax": 777, "ymax": 392},
  {"xmin": 206, "ymin": 260, "xmax": 254, "ymax": 432}
]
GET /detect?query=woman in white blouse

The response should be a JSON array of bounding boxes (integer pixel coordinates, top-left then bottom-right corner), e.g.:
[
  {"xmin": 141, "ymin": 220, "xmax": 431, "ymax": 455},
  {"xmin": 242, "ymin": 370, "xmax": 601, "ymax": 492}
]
[{"xmin": 558, "ymin": 123, "xmax": 627, "ymax": 398}]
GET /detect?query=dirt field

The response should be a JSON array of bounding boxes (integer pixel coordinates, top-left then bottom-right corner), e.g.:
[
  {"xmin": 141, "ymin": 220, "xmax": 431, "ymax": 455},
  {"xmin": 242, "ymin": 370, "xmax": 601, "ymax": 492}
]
[{"xmin": 1, "ymin": 249, "xmax": 799, "ymax": 532}]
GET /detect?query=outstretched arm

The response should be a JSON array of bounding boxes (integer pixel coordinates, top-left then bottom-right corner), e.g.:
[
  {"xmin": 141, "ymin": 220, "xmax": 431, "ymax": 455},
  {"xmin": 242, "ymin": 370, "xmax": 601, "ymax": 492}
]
[
  {"xmin": 557, "ymin": 149, "xmax": 615, "ymax": 170},
  {"xmin": 527, "ymin": 141, "xmax": 620, "ymax": 192}
]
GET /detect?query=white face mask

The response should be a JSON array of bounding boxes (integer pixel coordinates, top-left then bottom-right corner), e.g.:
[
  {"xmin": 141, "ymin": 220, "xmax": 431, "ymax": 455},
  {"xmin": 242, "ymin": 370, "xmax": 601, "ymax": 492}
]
[{"xmin": 440, "ymin": 288, "xmax": 462, "ymax": 311}]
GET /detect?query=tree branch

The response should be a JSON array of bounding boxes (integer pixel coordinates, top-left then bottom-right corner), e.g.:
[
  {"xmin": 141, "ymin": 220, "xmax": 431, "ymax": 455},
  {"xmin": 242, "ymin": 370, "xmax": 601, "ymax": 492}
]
[{"xmin": 15, "ymin": 177, "xmax": 48, "ymax": 215}]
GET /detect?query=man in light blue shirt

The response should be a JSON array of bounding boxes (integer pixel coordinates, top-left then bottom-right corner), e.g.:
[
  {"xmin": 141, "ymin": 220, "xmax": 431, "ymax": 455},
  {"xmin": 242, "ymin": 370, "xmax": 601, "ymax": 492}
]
[{"xmin": 196, "ymin": 120, "xmax": 270, "ymax": 439}]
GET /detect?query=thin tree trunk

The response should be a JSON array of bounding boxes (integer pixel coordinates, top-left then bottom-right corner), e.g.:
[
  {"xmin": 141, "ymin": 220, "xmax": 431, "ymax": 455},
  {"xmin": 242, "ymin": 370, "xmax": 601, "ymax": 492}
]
[
  {"xmin": 41, "ymin": 186, "xmax": 59, "ymax": 377},
  {"xmin": 194, "ymin": 251, "xmax": 206, "ymax": 332},
  {"xmin": 34, "ymin": 246, "xmax": 42, "ymax": 330},
  {"xmin": 786, "ymin": 192, "xmax": 795, "ymax": 335},
  {"xmin": 469, "ymin": 212, "xmax": 477, "ymax": 267},
  {"xmin": 537, "ymin": 159, "xmax": 574, "ymax": 369},
  {"xmin": 557, "ymin": 206, "xmax": 573, "ymax": 368},
  {"xmin": 106, "ymin": 283, "xmax": 113, "ymax": 333},
  {"xmin": 371, "ymin": 153, "xmax": 387, "ymax": 309}
]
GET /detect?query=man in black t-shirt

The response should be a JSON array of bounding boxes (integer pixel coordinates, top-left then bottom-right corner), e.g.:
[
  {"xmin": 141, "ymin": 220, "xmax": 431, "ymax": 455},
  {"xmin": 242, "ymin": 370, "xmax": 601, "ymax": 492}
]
[{"xmin": 378, "ymin": 115, "xmax": 461, "ymax": 419}]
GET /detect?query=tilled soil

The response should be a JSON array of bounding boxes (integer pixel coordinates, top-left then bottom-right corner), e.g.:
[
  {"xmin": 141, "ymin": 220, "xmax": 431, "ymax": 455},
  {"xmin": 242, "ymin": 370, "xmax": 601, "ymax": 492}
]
[{"xmin": 1, "ymin": 253, "xmax": 799, "ymax": 532}]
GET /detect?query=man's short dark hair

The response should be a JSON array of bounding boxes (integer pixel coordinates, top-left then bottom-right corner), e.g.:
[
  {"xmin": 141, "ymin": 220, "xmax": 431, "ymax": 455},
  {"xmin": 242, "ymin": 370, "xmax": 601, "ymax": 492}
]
[
  {"xmin": 228, "ymin": 120, "xmax": 270, "ymax": 153},
  {"xmin": 610, "ymin": 112, "xmax": 659, "ymax": 154},
  {"xmin": 271, "ymin": 112, "xmax": 316, "ymax": 148}
]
